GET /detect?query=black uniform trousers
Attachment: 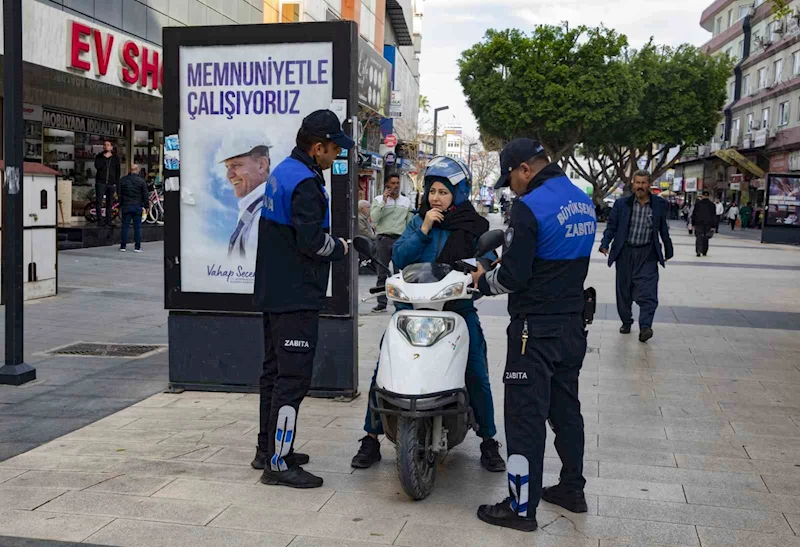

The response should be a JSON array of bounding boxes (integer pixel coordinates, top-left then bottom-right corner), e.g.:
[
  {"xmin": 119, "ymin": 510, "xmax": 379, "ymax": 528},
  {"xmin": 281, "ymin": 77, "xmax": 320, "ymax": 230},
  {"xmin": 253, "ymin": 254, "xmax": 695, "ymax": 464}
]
[
  {"xmin": 375, "ymin": 234, "xmax": 399, "ymax": 307},
  {"xmin": 504, "ymin": 313, "xmax": 586, "ymax": 518},
  {"xmin": 615, "ymin": 244, "xmax": 659, "ymax": 330},
  {"xmin": 695, "ymin": 224, "xmax": 713, "ymax": 256},
  {"xmin": 258, "ymin": 310, "xmax": 319, "ymax": 471}
]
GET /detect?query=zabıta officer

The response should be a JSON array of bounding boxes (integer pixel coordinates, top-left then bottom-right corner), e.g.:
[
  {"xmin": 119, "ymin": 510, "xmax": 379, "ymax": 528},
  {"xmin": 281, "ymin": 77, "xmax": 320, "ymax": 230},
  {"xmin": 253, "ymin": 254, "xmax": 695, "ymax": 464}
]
[{"xmin": 251, "ymin": 110, "xmax": 353, "ymax": 489}]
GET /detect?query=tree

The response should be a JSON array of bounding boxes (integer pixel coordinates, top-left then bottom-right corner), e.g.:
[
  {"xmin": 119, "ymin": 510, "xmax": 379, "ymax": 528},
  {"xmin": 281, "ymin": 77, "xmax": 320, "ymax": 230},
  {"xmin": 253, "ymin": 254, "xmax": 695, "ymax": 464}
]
[
  {"xmin": 418, "ymin": 95, "xmax": 430, "ymax": 114},
  {"xmin": 458, "ymin": 24, "xmax": 640, "ymax": 162},
  {"xmin": 463, "ymin": 137, "xmax": 499, "ymax": 193},
  {"xmin": 568, "ymin": 42, "xmax": 733, "ymax": 204},
  {"xmin": 769, "ymin": 0, "xmax": 792, "ymax": 20}
]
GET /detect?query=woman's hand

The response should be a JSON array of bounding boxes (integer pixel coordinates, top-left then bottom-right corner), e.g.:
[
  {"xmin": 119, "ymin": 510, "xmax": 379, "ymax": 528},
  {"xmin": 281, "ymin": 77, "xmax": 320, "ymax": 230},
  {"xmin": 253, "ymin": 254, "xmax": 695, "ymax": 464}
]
[{"xmin": 421, "ymin": 208, "xmax": 444, "ymax": 234}]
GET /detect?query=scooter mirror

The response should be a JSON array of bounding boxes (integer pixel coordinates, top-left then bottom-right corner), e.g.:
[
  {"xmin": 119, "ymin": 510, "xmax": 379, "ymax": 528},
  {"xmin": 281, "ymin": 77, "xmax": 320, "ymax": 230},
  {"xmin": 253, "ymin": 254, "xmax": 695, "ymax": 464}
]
[
  {"xmin": 353, "ymin": 236, "xmax": 375, "ymax": 258},
  {"xmin": 474, "ymin": 229, "xmax": 505, "ymax": 257}
]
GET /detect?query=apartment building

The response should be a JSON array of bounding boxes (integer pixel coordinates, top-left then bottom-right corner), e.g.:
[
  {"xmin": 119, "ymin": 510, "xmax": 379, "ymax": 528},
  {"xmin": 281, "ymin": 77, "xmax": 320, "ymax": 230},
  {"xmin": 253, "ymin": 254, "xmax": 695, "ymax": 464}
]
[{"xmin": 675, "ymin": 0, "xmax": 800, "ymax": 207}]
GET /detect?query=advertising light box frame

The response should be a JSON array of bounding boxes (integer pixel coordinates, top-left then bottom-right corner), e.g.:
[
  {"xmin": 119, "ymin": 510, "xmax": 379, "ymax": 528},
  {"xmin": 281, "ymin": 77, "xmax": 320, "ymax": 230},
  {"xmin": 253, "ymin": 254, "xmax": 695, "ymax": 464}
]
[{"xmin": 162, "ymin": 22, "xmax": 359, "ymax": 318}]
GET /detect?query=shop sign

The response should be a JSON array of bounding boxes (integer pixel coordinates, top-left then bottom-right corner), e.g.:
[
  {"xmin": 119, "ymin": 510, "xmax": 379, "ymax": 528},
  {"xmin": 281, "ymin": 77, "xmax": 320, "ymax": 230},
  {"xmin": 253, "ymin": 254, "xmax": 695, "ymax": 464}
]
[
  {"xmin": 685, "ymin": 178, "xmax": 698, "ymax": 192},
  {"xmin": 673, "ymin": 177, "xmax": 683, "ymax": 192},
  {"xmin": 357, "ymin": 37, "xmax": 391, "ymax": 116},
  {"xmin": 758, "ymin": 178, "xmax": 766, "ymax": 190},
  {"xmin": 23, "ymin": 103, "xmax": 42, "ymax": 122},
  {"xmin": 389, "ymin": 91, "xmax": 403, "ymax": 119},
  {"xmin": 789, "ymin": 151, "xmax": 800, "ymax": 172},
  {"xmin": 384, "ymin": 151, "xmax": 396, "ymax": 165},
  {"xmin": 754, "ymin": 129, "xmax": 768, "ymax": 148},
  {"xmin": 730, "ymin": 182, "xmax": 741, "ymax": 190},
  {"xmin": 770, "ymin": 152, "xmax": 789, "ymax": 172},
  {"xmin": 42, "ymin": 109, "xmax": 126, "ymax": 138},
  {"xmin": 67, "ymin": 20, "xmax": 163, "ymax": 94}
]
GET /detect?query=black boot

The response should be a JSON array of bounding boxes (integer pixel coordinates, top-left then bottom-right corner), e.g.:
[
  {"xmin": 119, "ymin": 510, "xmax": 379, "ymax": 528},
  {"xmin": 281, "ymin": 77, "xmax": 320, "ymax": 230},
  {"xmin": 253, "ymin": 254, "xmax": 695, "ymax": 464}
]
[
  {"xmin": 541, "ymin": 484, "xmax": 588, "ymax": 513},
  {"xmin": 251, "ymin": 447, "xmax": 309, "ymax": 470},
  {"xmin": 639, "ymin": 328, "xmax": 654, "ymax": 343},
  {"xmin": 351, "ymin": 436, "xmax": 381, "ymax": 469},
  {"xmin": 479, "ymin": 438, "xmax": 506, "ymax": 472},
  {"xmin": 477, "ymin": 497, "xmax": 538, "ymax": 532},
  {"xmin": 260, "ymin": 466, "xmax": 323, "ymax": 489},
  {"xmin": 619, "ymin": 324, "xmax": 632, "ymax": 334}
]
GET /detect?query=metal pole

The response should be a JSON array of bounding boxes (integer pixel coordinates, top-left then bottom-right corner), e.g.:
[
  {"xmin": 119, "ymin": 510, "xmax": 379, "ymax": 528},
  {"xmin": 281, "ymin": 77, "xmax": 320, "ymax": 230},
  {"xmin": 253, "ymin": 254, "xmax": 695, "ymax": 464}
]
[
  {"xmin": 0, "ymin": 0, "xmax": 35, "ymax": 385},
  {"xmin": 467, "ymin": 143, "xmax": 476, "ymax": 171},
  {"xmin": 432, "ymin": 106, "xmax": 449, "ymax": 156}
]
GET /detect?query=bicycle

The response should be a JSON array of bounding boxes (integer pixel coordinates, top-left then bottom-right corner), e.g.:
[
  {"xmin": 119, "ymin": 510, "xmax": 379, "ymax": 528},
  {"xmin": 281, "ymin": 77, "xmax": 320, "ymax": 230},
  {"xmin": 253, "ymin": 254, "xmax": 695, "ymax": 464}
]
[
  {"xmin": 84, "ymin": 196, "xmax": 121, "ymax": 223},
  {"xmin": 146, "ymin": 183, "xmax": 164, "ymax": 225}
]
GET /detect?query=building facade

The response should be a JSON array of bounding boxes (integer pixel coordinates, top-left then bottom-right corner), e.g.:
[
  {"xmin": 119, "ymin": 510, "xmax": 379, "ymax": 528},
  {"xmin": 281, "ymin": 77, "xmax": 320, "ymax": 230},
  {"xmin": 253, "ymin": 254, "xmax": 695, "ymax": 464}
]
[{"xmin": 676, "ymin": 0, "xmax": 800, "ymax": 209}]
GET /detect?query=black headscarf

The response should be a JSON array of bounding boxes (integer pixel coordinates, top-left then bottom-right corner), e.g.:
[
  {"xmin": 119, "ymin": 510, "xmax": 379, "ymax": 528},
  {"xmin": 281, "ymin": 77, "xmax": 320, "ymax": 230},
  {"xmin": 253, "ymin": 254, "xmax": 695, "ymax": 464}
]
[{"xmin": 419, "ymin": 178, "xmax": 489, "ymax": 266}]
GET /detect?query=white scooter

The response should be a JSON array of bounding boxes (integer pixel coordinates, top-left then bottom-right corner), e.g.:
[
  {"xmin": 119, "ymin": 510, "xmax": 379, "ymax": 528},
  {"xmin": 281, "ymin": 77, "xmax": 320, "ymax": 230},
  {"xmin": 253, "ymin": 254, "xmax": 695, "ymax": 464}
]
[{"xmin": 353, "ymin": 230, "xmax": 505, "ymax": 500}]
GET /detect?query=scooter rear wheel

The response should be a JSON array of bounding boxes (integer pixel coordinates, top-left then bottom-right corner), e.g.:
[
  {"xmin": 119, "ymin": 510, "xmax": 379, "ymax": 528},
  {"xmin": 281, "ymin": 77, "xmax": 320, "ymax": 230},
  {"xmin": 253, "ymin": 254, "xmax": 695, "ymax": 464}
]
[{"xmin": 396, "ymin": 417, "xmax": 437, "ymax": 500}]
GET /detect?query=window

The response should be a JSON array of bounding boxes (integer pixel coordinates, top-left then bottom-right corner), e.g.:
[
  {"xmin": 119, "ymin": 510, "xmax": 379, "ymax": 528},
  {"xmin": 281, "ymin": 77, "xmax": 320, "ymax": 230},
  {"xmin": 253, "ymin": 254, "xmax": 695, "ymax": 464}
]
[
  {"xmin": 716, "ymin": 17, "xmax": 722, "ymax": 35},
  {"xmin": 40, "ymin": 189, "xmax": 48, "ymax": 209},
  {"xmin": 725, "ymin": 47, "xmax": 733, "ymax": 58},
  {"xmin": 753, "ymin": 31, "xmax": 761, "ymax": 50},
  {"xmin": 758, "ymin": 67, "xmax": 767, "ymax": 89},
  {"xmin": 732, "ymin": 118, "xmax": 741, "ymax": 136},
  {"xmin": 739, "ymin": 5, "xmax": 749, "ymax": 19},
  {"xmin": 719, "ymin": 122, "xmax": 726, "ymax": 139},
  {"xmin": 793, "ymin": 51, "xmax": 800, "ymax": 75},
  {"xmin": 729, "ymin": 81, "xmax": 735, "ymax": 100},
  {"xmin": 763, "ymin": 107, "xmax": 771, "ymax": 129},
  {"xmin": 728, "ymin": 9, "xmax": 733, "ymax": 28},
  {"xmin": 775, "ymin": 58, "xmax": 784, "ymax": 84},
  {"xmin": 280, "ymin": 2, "xmax": 300, "ymax": 22},
  {"xmin": 743, "ymin": 74, "xmax": 752, "ymax": 95},
  {"xmin": 738, "ymin": 40, "xmax": 745, "ymax": 58},
  {"xmin": 747, "ymin": 112, "xmax": 754, "ymax": 130},
  {"xmin": 779, "ymin": 102, "xmax": 790, "ymax": 126}
]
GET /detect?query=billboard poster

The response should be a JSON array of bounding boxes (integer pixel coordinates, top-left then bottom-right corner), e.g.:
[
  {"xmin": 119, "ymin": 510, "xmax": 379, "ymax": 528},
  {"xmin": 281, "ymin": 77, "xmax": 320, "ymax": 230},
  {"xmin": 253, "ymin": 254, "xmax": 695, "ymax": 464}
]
[
  {"xmin": 766, "ymin": 174, "xmax": 800, "ymax": 227},
  {"xmin": 178, "ymin": 42, "xmax": 333, "ymax": 294}
]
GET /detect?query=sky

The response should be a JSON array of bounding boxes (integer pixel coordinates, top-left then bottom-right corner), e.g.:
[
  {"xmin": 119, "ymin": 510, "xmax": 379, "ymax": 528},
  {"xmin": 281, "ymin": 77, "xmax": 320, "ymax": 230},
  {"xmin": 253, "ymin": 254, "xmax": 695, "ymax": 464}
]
[{"xmin": 418, "ymin": 0, "xmax": 713, "ymax": 139}]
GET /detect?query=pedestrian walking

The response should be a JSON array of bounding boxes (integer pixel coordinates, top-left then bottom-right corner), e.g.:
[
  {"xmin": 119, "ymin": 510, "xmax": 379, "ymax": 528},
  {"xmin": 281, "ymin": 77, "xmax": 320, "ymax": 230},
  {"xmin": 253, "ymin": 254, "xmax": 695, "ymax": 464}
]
[
  {"xmin": 251, "ymin": 110, "xmax": 353, "ymax": 489},
  {"xmin": 471, "ymin": 139, "xmax": 596, "ymax": 532},
  {"xmin": 94, "ymin": 140, "xmax": 121, "ymax": 226},
  {"xmin": 599, "ymin": 170, "xmax": 674, "ymax": 343},
  {"xmin": 691, "ymin": 190, "xmax": 717, "ymax": 257},
  {"xmin": 727, "ymin": 202, "xmax": 740, "ymax": 230},
  {"xmin": 370, "ymin": 172, "xmax": 413, "ymax": 313},
  {"xmin": 740, "ymin": 202, "xmax": 752, "ymax": 230},
  {"xmin": 357, "ymin": 200, "xmax": 376, "ymax": 241},
  {"xmin": 715, "ymin": 198, "xmax": 724, "ymax": 231},
  {"xmin": 118, "ymin": 163, "xmax": 148, "ymax": 253}
]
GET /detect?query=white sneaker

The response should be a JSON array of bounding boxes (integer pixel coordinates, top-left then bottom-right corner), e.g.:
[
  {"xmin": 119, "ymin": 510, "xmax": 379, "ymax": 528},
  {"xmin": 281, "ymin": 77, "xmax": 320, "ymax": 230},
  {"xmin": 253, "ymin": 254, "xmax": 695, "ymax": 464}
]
[
  {"xmin": 119, "ymin": 248, "xmax": 127, "ymax": 252},
  {"xmin": 134, "ymin": 249, "xmax": 143, "ymax": 253}
]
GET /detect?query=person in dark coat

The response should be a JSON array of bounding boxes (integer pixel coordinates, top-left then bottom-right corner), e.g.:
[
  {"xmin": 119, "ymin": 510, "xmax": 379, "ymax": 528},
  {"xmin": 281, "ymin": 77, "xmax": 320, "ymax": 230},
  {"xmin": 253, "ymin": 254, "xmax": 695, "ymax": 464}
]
[
  {"xmin": 94, "ymin": 140, "xmax": 121, "ymax": 226},
  {"xmin": 118, "ymin": 163, "xmax": 148, "ymax": 252},
  {"xmin": 599, "ymin": 170, "xmax": 674, "ymax": 343},
  {"xmin": 691, "ymin": 191, "xmax": 717, "ymax": 258}
]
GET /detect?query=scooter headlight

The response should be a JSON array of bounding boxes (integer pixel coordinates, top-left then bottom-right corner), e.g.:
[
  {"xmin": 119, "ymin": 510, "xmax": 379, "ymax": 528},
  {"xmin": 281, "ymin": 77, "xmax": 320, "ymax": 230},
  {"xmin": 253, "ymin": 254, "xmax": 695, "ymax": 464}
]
[
  {"xmin": 432, "ymin": 282, "xmax": 465, "ymax": 301},
  {"xmin": 396, "ymin": 316, "xmax": 455, "ymax": 347},
  {"xmin": 386, "ymin": 284, "xmax": 410, "ymax": 301}
]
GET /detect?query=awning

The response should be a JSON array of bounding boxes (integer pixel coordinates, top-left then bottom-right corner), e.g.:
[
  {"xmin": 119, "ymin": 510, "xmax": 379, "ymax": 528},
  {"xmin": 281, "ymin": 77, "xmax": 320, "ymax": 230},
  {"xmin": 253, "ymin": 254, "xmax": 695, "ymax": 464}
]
[
  {"xmin": 714, "ymin": 148, "xmax": 764, "ymax": 178},
  {"xmin": 386, "ymin": 0, "xmax": 413, "ymax": 46}
]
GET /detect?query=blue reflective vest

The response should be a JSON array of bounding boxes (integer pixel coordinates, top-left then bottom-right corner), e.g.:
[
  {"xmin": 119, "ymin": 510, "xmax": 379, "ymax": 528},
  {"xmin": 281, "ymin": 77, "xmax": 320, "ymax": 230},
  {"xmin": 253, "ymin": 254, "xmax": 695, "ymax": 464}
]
[{"xmin": 262, "ymin": 157, "xmax": 330, "ymax": 228}]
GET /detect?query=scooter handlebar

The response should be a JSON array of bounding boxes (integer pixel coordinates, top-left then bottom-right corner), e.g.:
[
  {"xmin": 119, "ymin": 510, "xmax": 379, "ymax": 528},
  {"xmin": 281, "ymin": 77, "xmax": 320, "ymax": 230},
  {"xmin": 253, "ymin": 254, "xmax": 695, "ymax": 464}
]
[{"xmin": 369, "ymin": 286, "xmax": 385, "ymax": 295}]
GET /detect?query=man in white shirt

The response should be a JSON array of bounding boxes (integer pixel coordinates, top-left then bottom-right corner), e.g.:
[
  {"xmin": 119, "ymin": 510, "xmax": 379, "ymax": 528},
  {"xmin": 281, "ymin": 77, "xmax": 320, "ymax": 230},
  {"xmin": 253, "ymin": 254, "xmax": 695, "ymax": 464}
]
[
  {"xmin": 714, "ymin": 198, "xmax": 724, "ymax": 231},
  {"xmin": 217, "ymin": 134, "xmax": 272, "ymax": 259}
]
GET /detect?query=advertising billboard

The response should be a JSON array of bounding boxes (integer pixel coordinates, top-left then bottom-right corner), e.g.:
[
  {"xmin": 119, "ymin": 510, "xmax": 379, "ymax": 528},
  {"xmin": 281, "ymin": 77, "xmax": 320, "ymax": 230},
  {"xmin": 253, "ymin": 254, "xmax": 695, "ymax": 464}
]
[{"xmin": 766, "ymin": 174, "xmax": 800, "ymax": 227}]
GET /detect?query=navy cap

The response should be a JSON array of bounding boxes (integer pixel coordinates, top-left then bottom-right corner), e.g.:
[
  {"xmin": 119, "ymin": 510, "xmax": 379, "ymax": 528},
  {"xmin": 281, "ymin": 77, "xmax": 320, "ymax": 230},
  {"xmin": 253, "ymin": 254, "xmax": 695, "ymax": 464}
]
[
  {"xmin": 301, "ymin": 109, "xmax": 355, "ymax": 150},
  {"xmin": 495, "ymin": 138, "xmax": 547, "ymax": 189}
]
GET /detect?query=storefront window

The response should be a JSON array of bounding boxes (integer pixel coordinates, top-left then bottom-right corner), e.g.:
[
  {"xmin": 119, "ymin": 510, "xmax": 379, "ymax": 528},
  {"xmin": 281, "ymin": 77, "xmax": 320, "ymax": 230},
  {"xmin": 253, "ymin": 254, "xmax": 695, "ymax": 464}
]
[
  {"xmin": 133, "ymin": 126, "xmax": 164, "ymax": 186},
  {"xmin": 24, "ymin": 119, "xmax": 43, "ymax": 162}
]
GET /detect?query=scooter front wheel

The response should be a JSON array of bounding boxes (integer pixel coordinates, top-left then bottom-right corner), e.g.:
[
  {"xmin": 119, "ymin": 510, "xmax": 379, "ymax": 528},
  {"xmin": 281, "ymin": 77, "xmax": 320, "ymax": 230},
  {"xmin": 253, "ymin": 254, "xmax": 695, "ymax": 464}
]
[{"xmin": 396, "ymin": 417, "xmax": 437, "ymax": 500}]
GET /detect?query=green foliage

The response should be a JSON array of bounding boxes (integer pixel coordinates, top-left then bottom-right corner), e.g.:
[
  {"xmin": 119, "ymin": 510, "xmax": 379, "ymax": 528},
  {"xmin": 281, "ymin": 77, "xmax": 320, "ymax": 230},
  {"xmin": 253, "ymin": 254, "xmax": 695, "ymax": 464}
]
[
  {"xmin": 457, "ymin": 24, "xmax": 640, "ymax": 161},
  {"xmin": 770, "ymin": 0, "xmax": 793, "ymax": 20}
]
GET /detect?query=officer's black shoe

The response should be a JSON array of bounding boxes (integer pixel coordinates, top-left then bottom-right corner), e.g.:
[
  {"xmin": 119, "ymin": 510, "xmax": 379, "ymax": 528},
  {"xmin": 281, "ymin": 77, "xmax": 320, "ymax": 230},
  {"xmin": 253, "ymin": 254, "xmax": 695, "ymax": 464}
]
[
  {"xmin": 697, "ymin": 253, "xmax": 701, "ymax": 257},
  {"xmin": 479, "ymin": 438, "xmax": 506, "ymax": 472},
  {"xmin": 639, "ymin": 328, "xmax": 654, "ymax": 343},
  {"xmin": 477, "ymin": 497, "xmax": 538, "ymax": 532},
  {"xmin": 251, "ymin": 447, "xmax": 309, "ymax": 470},
  {"xmin": 371, "ymin": 305, "xmax": 387, "ymax": 314},
  {"xmin": 351, "ymin": 436, "xmax": 381, "ymax": 468},
  {"xmin": 541, "ymin": 484, "xmax": 588, "ymax": 513},
  {"xmin": 260, "ymin": 466, "xmax": 323, "ymax": 489},
  {"xmin": 620, "ymin": 324, "xmax": 632, "ymax": 334}
]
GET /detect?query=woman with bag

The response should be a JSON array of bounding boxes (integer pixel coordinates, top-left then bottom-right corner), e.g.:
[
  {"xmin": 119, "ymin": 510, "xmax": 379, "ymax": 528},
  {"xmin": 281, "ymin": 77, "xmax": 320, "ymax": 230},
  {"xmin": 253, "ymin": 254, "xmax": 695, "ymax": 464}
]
[{"xmin": 727, "ymin": 202, "xmax": 740, "ymax": 230}]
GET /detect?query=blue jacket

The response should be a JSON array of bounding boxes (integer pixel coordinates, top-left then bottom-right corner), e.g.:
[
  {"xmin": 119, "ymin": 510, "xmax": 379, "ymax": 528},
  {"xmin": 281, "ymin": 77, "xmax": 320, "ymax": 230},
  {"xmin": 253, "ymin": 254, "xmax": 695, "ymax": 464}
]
[
  {"xmin": 477, "ymin": 164, "xmax": 595, "ymax": 316},
  {"xmin": 393, "ymin": 215, "xmax": 496, "ymax": 311},
  {"xmin": 600, "ymin": 194, "xmax": 674, "ymax": 267}
]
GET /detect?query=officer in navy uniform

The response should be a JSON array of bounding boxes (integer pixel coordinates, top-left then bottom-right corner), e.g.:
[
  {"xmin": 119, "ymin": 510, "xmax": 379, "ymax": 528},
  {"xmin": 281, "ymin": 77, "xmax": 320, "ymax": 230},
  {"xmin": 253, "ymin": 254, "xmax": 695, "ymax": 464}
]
[
  {"xmin": 251, "ymin": 110, "xmax": 354, "ymax": 489},
  {"xmin": 471, "ymin": 139, "xmax": 596, "ymax": 531}
]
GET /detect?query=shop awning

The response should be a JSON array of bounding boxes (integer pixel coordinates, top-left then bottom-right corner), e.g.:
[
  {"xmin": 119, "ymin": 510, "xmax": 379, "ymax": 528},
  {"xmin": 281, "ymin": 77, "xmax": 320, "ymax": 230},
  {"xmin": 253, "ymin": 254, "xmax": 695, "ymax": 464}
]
[
  {"xmin": 386, "ymin": 0, "xmax": 413, "ymax": 46},
  {"xmin": 714, "ymin": 148, "xmax": 764, "ymax": 178}
]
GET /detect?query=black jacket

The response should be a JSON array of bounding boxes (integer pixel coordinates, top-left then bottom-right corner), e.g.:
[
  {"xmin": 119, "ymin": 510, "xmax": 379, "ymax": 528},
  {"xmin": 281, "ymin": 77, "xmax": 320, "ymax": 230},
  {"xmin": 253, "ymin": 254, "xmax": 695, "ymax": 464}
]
[
  {"xmin": 253, "ymin": 148, "xmax": 345, "ymax": 313},
  {"xmin": 692, "ymin": 199, "xmax": 717, "ymax": 227},
  {"xmin": 119, "ymin": 172, "xmax": 148, "ymax": 211},
  {"xmin": 478, "ymin": 164, "xmax": 596, "ymax": 316},
  {"xmin": 95, "ymin": 153, "xmax": 121, "ymax": 188}
]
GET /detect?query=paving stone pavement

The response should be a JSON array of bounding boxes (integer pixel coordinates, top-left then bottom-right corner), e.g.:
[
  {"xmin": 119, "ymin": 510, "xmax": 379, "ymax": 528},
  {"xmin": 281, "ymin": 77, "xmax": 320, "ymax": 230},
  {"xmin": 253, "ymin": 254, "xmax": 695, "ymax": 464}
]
[{"xmin": 0, "ymin": 218, "xmax": 799, "ymax": 546}]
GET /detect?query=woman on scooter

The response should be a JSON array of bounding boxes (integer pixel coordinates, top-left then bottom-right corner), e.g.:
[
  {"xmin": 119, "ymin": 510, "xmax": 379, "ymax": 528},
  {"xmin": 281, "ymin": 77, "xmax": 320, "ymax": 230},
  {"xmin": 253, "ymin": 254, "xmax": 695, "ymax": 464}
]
[{"xmin": 351, "ymin": 156, "xmax": 505, "ymax": 473}]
